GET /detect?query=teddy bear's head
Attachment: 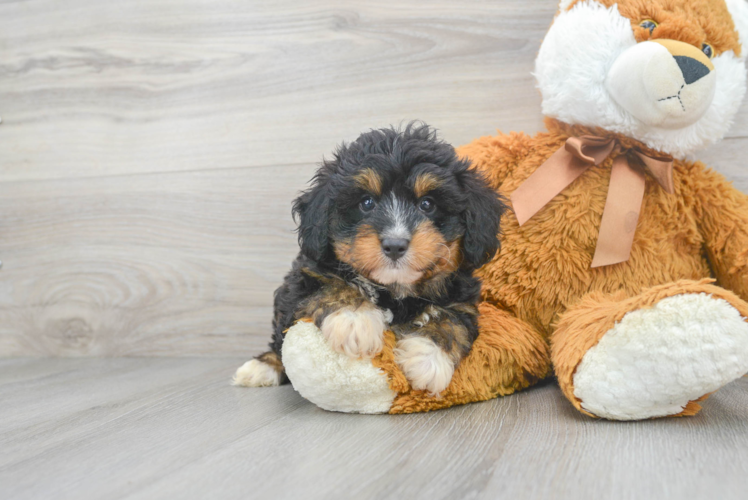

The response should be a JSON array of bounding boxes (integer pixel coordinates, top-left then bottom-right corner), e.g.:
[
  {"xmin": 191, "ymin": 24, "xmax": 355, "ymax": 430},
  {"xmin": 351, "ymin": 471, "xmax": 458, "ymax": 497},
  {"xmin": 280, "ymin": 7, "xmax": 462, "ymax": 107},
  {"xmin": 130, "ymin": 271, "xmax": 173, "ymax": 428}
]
[{"xmin": 535, "ymin": 0, "xmax": 748, "ymax": 158}]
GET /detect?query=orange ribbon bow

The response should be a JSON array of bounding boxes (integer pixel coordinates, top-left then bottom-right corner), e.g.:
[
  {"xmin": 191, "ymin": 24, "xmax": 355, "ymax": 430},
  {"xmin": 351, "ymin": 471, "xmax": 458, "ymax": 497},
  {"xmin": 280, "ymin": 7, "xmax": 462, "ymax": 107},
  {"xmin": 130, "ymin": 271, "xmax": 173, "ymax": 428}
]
[{"xmin": 510, "ymin": 136, "xmax": 674, "ymax": 268}]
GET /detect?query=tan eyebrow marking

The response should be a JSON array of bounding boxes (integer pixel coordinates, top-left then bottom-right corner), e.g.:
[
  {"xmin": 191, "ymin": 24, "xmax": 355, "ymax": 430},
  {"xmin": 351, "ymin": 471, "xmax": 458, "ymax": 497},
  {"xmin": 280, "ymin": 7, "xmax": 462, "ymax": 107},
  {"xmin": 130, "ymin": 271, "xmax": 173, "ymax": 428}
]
[
  {"xmin": 413, "ymin": 173, "xmax": 442, "ymax": 198},
  {"xmin": 354, "ymin": 169, "xmax": 383, "ymax": 196}
]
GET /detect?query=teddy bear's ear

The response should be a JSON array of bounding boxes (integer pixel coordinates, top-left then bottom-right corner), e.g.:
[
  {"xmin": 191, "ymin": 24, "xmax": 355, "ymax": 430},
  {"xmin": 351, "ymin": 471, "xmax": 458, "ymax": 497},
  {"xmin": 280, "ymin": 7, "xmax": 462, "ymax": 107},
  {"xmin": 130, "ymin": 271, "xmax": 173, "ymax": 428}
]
[{"xmin": 726, "ymin": 0, "xmax": 748, "ymax": 59}]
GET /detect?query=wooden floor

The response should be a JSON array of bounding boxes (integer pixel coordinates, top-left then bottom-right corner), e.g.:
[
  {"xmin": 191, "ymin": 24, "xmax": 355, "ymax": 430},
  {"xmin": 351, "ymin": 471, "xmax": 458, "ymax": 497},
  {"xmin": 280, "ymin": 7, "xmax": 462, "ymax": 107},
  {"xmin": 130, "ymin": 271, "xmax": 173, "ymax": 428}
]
[{"xmin": 1, "ymin": 358, "xmax": 748, "ymax": 500}]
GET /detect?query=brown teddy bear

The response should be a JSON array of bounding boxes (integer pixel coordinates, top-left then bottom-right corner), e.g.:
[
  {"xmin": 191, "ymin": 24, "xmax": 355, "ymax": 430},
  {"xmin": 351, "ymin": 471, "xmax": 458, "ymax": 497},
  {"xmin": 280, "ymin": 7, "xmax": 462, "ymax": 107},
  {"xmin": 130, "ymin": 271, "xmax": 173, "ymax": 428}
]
[{"xmin": 242, "ymin": 0, "xmax": 748, "ymax": 420}]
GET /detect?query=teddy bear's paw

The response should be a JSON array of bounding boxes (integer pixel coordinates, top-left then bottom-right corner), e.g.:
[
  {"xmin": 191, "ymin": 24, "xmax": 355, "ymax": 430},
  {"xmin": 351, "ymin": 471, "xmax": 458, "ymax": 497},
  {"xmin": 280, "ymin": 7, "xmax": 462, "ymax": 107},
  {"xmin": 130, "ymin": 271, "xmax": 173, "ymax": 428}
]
[
  {"xmin": 321, "ymin": 304, "xmax": 392, "ymax": 359},
  {"xmin": 394, "ymin": 337, "xmax": 455, "ymax": 396},
  {"xmin": 281, "ymin": 320, "xmax": 396, "ymax": 414},
  {"xmin": 231, "ymin": 359, "xmax": 281, "ymax": 387},
  {"xmin": 573, "ymin": 293, "xmax": 748, "ymax": 420}
]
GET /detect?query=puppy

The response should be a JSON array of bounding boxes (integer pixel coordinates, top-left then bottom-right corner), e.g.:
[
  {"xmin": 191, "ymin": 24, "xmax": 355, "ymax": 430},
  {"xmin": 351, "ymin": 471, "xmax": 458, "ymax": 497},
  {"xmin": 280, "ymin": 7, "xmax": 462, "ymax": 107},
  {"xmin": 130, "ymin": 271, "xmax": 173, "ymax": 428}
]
[{"xmin": 233, "ymin": 123, "xmax": 505, "ymax": 395}]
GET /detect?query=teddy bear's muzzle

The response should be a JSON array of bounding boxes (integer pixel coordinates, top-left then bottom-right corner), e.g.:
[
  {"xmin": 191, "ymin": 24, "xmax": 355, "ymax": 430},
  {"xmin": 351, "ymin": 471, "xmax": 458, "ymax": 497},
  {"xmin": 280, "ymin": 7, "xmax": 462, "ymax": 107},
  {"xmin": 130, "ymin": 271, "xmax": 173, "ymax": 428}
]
[{"xmin": 605, "ymin": 39, "xmax": 716, "ymax": 130}]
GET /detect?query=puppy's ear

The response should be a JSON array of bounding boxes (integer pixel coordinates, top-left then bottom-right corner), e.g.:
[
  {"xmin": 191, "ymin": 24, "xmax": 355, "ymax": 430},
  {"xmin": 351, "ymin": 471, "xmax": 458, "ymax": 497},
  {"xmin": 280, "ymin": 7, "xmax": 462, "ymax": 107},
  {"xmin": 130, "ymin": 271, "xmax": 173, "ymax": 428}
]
[
  {"xmin": 293, "ymin": 167, "xmax": 333, "ymax": 261},
  {"xmin": 460, "ymin": 166, "xmax": 506, "ymax": 269}
]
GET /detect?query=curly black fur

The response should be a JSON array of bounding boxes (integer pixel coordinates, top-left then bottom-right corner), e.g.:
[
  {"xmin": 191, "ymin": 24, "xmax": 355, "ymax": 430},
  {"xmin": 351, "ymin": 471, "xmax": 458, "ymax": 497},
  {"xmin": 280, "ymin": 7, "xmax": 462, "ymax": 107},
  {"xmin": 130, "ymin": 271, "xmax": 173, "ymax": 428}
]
[{"xmin": 259, "ymin": 122, "xmax": 506, "ymax": 383}]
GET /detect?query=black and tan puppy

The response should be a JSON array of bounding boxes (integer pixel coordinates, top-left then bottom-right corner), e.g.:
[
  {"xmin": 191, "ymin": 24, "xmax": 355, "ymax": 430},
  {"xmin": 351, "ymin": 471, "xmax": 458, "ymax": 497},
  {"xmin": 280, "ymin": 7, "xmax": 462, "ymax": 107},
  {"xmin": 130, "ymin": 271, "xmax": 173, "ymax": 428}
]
[{"xmin": 234, "ymin": 123, "xmax": 505, "ymax": 394}]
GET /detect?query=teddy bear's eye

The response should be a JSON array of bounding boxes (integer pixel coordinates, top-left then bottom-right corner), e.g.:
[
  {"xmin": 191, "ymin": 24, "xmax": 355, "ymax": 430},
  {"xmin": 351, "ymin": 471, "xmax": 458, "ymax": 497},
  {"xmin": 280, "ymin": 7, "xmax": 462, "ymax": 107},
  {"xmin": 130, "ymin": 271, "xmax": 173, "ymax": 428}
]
[
  {"xmin": 640, "ymin": 19, "xmax": 658, "ymax": 34},
  {"xmin": 702, "ymin": 43, "xmax": 714, "ymax": 58}
]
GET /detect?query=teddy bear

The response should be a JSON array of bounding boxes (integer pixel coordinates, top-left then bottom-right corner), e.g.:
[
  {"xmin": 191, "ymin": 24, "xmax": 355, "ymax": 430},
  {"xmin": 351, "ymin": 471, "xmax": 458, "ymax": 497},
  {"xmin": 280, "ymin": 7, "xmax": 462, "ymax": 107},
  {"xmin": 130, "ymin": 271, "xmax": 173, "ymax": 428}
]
[{"xmin": 261, "ymin": 0, "xmax": 748, "ymax": 420}]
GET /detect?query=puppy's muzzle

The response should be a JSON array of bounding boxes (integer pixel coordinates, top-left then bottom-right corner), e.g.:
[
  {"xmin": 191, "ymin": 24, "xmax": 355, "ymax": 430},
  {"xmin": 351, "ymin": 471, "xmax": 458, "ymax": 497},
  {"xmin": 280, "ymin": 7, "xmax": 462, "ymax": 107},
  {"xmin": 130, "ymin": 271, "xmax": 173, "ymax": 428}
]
[{"xmin": 606, "ymin": 38, "xmax": 716, "ymax": 130}]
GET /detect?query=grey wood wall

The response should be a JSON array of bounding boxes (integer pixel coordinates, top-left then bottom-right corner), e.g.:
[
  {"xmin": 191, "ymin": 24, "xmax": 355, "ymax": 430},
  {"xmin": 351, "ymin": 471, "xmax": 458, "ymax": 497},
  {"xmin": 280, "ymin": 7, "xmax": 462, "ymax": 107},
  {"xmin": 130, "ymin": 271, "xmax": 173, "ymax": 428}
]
[{"xmin": 2, "ymin": 0, "xmax": 747, "ymax": 356}]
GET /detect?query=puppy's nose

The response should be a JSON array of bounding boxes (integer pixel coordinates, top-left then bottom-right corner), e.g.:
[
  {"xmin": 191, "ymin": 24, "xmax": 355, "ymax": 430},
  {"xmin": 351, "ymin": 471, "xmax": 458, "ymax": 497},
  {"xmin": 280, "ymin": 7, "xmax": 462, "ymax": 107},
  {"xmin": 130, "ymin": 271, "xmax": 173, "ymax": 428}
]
[{"xmin": 381, "ymin": 238, "xmax": 409, "ymax": 261}]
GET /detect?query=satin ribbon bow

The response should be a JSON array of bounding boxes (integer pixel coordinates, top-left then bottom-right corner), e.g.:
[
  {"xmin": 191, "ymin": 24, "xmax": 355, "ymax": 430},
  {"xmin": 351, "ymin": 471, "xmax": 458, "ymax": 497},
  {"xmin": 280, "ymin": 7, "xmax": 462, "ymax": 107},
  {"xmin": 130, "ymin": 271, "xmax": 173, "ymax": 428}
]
[{"xmin": 510, "ymin": 135, "xmax": 674, "ymax": 268}]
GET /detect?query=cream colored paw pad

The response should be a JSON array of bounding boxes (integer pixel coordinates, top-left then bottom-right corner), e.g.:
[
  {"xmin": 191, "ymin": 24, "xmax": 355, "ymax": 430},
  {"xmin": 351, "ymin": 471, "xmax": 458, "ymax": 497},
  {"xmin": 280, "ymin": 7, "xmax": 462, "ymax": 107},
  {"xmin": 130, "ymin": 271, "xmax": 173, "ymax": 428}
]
[{"xmin": 573, "ymin": 293, "xmax": 748, "ymax": 420}]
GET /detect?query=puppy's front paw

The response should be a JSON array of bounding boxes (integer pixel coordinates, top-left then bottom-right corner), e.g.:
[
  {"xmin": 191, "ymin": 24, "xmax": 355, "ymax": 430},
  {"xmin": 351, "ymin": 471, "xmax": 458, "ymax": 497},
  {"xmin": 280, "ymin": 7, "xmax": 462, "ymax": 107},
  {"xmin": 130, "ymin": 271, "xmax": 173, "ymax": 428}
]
[
  {"xmin": 394, "ymin": 337, "xmax": 455, "ymax": 396},
  {"xmin": 321, "ymin": 304, "xmax": 390, "ymax": 358}
]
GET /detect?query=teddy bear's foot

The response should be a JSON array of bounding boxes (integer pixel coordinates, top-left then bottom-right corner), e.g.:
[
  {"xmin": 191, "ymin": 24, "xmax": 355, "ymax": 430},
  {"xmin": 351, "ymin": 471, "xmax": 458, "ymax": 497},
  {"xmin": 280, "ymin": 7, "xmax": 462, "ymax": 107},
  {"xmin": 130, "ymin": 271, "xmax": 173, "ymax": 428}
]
[
  {"xmin": 282, "ymin": 320, "xmax": 396, "ymax": 414},
  {"xmin": 553, "ymin": 280, "xmax": 748, "ymax": 420}
]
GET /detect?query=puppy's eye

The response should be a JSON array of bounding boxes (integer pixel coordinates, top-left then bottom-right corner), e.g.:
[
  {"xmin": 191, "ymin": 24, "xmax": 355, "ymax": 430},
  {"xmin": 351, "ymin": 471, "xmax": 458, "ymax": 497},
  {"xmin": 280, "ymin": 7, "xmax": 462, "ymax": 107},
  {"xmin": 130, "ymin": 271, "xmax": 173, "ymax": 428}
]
[
  {"xmin": 640, "ymin": 19, "xmax": 658, "ymax": 34},
  {"xmin": 418, "ymin": 197, "xmax": 436, "ymax": 214},
  {"xmin": 702, "ymin": 43, "xmax": 714, "ymax": 58},
  {"xmin": 359, "ymin": 196, "xmax": 376, "ymax": 212}
]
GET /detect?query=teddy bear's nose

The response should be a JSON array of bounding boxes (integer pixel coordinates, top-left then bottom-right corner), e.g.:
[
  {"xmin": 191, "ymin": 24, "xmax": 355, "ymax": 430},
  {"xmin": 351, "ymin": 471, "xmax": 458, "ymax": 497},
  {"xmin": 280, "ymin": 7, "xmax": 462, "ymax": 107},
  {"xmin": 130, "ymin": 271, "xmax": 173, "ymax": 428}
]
[
  {"xmin": 674, "ymin": 56, "xmax": 711, "ymax": 85},
  {"xmin": 381, "ymin": 238, "xmax": 409, "ymax": 261}
]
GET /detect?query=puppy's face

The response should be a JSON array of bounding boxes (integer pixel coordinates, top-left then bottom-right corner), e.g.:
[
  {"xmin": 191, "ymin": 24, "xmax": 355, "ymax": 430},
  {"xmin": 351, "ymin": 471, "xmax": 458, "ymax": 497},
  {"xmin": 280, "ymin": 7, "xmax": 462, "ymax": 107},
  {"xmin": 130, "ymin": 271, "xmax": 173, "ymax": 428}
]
[
  {"xmin": 294, "ymin": 125, "xmax": 505, "ymax": 292},
  {"xmin": 332, "ymin": 167, "xmax": 465, "ymax": 286}
]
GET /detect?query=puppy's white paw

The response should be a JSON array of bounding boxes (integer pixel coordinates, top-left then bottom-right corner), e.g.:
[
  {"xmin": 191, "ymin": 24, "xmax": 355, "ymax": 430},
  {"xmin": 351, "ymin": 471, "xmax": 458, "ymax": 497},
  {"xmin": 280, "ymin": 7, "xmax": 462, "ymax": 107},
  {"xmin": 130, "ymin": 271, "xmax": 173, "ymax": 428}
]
[
  {"xmin": 394, "ymin": 336, "xmax": 455, "ymax": 395},
  {"xmin": 321, "ymin": 304, "xmax": 390, "ymax": 358},
  {"xmin": 232, "ymin": 359, "xmax": 281, "ymax": 387}
]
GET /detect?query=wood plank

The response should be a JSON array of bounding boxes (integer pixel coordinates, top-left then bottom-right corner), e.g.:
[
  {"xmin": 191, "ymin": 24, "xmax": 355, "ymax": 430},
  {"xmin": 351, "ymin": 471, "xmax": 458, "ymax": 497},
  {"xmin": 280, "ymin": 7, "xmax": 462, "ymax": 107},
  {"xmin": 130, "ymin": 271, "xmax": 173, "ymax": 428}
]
[
  {"xmin": 0, "ymin": 358, "xmax": 308, "ymax": 499},
  {"xmin": 0, "ymin": 0, "xmax": 559, "ymax": 182},
  {"xmin": 0, "ymin": 164, "xmax": 320, "ymax": 356},
  {"xmin": 0, "ymin": 358, "xmax": 244, "ymax": 440},
  {"xmin": 126, "ymin": 378, "xmax": 748, "ymax": 500},
  {"xmin": 4, "ymin": 0, "xmax": 746, "ymax": 185},
  {"xmin": 1, "ymin": 359, "xmax": 747, "ymax": 500}
]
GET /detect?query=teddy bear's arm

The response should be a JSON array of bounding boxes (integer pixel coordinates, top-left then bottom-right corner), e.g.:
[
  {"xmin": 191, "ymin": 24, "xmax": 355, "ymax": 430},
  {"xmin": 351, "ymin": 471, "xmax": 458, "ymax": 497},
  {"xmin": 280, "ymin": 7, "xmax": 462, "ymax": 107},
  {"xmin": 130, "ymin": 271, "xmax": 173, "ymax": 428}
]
[
  {"xmin": 693, "ymin": 164, "xmax": 748, "ymax": 300},
  {"xmin": 457, "ymin": 131, "xmax": 534, "ymax": 191}
]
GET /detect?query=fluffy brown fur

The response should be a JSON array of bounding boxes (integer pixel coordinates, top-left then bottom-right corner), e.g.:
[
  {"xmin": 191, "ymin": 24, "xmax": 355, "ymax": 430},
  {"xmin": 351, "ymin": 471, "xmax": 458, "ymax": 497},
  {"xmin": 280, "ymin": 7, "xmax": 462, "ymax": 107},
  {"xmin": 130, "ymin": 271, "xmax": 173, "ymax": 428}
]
[{"xmin": 567, "ymin": 0, "xmax": 742, "ymax": 56}]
